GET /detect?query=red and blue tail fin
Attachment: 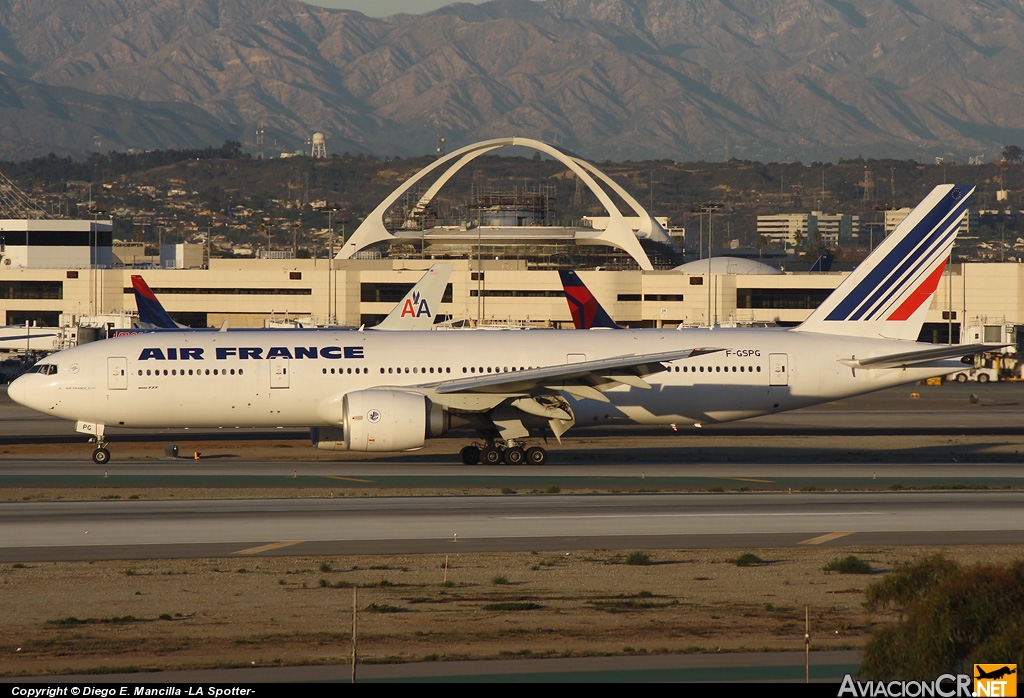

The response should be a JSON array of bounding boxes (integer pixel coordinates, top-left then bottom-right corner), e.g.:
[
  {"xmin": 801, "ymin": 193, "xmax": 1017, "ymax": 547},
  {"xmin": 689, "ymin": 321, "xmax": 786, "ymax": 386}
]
[
  {"xmin": 559, "ymin": 270, "xmax": 621, "ymax": 329},
  {"xmin": 131, "ymin": 275, "xmax": 182, "ymax": 329},
  {"xmin": 796, "ymin": 184, "xmax": 974, "ymax": 341}
]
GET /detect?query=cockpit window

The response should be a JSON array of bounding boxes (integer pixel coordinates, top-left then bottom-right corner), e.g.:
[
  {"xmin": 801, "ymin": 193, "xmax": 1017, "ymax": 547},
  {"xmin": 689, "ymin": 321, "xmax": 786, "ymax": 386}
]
[{"xmin": 31, "ymin": 364, "xmax": 57, "ymax": 375}]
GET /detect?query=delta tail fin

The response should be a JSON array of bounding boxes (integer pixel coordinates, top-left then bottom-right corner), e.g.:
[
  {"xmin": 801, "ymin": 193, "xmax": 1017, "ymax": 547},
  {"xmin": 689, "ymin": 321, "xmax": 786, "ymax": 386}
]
[
  {"xmin": 131, "ymin": 275, "xmax": 186, "ymax": 329},
  {"xmin": 559, "ymin": 270, "xmax": 621, "ymax": 329},
  {"xmin": 372, "ymin": 263, "xmax": 453, "ymax": 330},
  {"xmin": 795, "ymin": 184, "xmax": 975, "ymax": 341}
]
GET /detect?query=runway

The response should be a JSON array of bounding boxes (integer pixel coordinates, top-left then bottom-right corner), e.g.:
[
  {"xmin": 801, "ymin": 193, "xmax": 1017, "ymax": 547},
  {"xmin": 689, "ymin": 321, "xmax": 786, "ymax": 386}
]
[
  {"xmin": 3, "ymin": 382, "xmax": 1024, "ymax": 561},
  {"xmin": 2, "ymin": 490, "xmax": 1022, "ymax": 562}
]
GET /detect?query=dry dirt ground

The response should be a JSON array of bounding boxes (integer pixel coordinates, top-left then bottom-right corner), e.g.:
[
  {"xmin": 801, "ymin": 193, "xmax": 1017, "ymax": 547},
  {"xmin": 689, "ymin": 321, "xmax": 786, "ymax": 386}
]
[{"xmin": 0, "ymin": 544, "xmax": 1017, "ymax": 677}]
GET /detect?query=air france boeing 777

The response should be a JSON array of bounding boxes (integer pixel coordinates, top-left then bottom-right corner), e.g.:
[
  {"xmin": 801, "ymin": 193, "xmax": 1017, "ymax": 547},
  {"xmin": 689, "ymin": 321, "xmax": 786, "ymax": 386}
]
[{"xmin": 9, "ymin": 185, "xmax": 987, "ymax": 465}]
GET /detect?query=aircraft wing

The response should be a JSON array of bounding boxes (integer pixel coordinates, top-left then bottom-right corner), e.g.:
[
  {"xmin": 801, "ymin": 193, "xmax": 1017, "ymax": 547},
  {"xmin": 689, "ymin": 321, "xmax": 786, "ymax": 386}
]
[
  {"xmin": 430, "ymin": 347, "xmax": 722, "ymax": 398},
  {"xmin": 839, "ymin": 343, "xmax": 1007, "ymax": 370}
]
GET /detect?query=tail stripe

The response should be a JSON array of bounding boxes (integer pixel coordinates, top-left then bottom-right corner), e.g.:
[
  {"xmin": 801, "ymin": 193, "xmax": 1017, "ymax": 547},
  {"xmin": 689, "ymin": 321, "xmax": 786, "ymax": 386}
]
[
  {"xmin": 851, "ymin": 216, "xmax": 960, "ymax": 321},
  {"xmin": 886, "ymin": 259, "xmax": 948, "ymax": 321},
  {"xmin": 848, "ymin": 215, "xmax": 958, "ymax": 321},
  {"xmin": 825, "ymin": 188, "xmax": 968, "ymax": 322}
]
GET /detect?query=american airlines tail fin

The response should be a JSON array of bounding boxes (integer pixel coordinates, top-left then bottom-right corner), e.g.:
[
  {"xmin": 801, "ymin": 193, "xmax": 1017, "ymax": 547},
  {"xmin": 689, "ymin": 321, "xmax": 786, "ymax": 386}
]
[
  {"xmin": 559, "ymin": 270, "xmax": 621, "ymax": 329},
  {"xmin": 795, "ymin": 184, "xmax": 975, "ymax": 341},
  {"xmin": 131, "ymin": 275, "xmax": 186, "ymax": 329},
  {"xmin": 372, "ymin": 263, "xmax": 453, "ymax": 331}
]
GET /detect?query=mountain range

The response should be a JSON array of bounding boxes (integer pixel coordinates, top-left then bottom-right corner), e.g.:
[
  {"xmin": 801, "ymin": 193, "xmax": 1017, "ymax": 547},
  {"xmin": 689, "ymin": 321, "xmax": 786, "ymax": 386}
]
[{"xmin": 1, "ymin": 0, "xmax": 1023, "ymax": 162}]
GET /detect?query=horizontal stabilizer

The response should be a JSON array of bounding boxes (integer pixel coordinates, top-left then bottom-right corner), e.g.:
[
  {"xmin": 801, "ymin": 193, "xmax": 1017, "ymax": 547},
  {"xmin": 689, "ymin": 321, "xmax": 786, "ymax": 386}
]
[{"xmin": 839, "ymin": 343, "xmax": 1006, "ymax": 370}]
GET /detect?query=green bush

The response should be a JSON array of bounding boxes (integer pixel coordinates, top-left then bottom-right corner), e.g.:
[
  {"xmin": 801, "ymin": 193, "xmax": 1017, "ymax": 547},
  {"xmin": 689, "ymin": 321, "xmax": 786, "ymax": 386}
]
[
  {"xmin": 861, "ymin": 554, "xmax": 1024, "ymax": 679},
  {"xmin": 625, "ymin": 551, "xmax": 651, "ymax": 566},
  {"xmin": 729, "ymin": 553, "xmax": 763, "ymax": 567},
  {"xmin": 823, "ymin": 555, "xmax": 873, "ymax": 574}
]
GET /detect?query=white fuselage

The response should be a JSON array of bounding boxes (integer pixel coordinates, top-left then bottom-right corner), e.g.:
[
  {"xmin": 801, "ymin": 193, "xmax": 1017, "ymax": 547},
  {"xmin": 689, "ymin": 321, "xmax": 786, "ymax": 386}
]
[{"xmin": 10, "ymin": 327, "xmax": 959, "ymax": 431}]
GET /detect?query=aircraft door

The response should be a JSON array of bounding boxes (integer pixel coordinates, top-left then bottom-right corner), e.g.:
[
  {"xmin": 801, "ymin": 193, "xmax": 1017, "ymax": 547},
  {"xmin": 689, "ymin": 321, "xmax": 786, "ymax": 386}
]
[
  {"xmin": 270, "ymin": 358, "xmax": 290, "ymax": 389},
  {"xmin": 769, "ymin": 353, "xmax": 789, "ymax": 386},
  {"xmin": 107, "ymin": 357, "xmax": 128, "ymax": 390}
]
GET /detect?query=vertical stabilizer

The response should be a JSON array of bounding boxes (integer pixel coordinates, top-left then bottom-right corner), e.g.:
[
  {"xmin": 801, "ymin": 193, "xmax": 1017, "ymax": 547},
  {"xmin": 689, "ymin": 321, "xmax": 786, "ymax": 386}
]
[
  {"xmin": 131, "ymin": 275, "xmax": 184, "ymax": 329},
  {"xmin": 373, "ymin": 263, "xmax": 453, "ymax": 330},
  {"xmin": 559, "ymin": 270, "xmax": 621, "ymax": 329},
  {"xmin": 795, "ymin": 184, "xmax": 974, "ymax": 341}
]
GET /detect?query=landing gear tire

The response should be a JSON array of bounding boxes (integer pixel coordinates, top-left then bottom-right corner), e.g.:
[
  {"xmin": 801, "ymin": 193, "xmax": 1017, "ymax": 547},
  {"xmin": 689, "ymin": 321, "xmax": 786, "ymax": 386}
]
[
  {"xmin": 92, "ymin": 447, "xmax": 111, "ymax": 465},
  {"xmin": 525, "ymin": 446, "xmax": 547, "ymax": 465},
  {"xmin": 956, "ymin": 373, "xmax": 968, "ymax": 383},
  {"xmin": 504, "ymin": 446, "xmax": 525, "ymax": 465},
  {"xmin": 481, "ymin": 446, "xmax": 504, "ymax": 465},
  {"xmin": 460, "ymin": 445, "xmax": 481, "ymax": 465}
]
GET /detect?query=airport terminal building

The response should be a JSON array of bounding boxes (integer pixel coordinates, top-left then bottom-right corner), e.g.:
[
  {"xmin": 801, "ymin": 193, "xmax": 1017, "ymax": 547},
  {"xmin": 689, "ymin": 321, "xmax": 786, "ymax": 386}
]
[
  {"xmin": 0, "ymin": 140, "xmax": 1019, "ymax": 346},
  {"xmin": 1, "ymin": 256, "xmax": 1021, "ymax": 346}
]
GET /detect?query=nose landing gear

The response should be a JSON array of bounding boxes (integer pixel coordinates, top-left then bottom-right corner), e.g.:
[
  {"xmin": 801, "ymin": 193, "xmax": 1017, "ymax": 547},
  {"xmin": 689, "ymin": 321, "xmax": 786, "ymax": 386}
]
[
  {"xmin": 92, "ymin": 445, "xmax": 111, "ymax": 464},
  {"xmin": 77, "ymin": 421, "xmax": 111, "ymax": 464}
]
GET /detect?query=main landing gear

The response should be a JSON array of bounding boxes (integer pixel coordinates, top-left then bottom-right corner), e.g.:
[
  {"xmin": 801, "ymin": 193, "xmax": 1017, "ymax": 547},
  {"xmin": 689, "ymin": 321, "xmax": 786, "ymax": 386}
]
[{"xmin": 459, "ymin": 441, "xmax": 547, "ymax": 465}]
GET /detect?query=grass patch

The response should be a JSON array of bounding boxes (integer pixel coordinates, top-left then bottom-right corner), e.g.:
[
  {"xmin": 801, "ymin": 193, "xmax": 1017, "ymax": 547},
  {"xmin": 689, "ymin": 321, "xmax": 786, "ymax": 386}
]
[
  {"xmin": 625, "ymin": 551, "xmax": 651, "ymax": 566},
  {"xmin": 491, "ymin": 575, "xmax": 510, "ymax": 585},
  {"xmin": 823, "ymin": 555, "xmax": 874, "ymax": 575},
  {"xmin": 47, "ymin": 615, "xmax": 145, "ymax": 626},
  {"xmin": 482, "ymin": 602, "xmax": 544, "ymax": 611},
  {"xmin": 364, "ymin": 603, "xmax": 408, "ymax": 613},
  {"xmin": 729, "ymin": 553, "xmax": 764, "ymax": 567}
]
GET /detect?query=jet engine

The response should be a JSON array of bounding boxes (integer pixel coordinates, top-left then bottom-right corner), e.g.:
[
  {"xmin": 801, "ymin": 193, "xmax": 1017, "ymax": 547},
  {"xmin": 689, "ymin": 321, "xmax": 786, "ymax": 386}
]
[{"xmin": 311, "ymin": 389, "xmax": 448, "ymax": 451}]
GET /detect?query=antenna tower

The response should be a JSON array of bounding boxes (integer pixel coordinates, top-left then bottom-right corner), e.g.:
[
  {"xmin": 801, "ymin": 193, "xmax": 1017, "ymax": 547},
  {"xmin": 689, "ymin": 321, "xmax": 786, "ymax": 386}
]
[
  {"xmin": 862, "ymin": 166, "xmax": 874, "ymax": 201},
  {"xmin": 255, "ymin": 121, "xmax": 265, "ymax": 160}
]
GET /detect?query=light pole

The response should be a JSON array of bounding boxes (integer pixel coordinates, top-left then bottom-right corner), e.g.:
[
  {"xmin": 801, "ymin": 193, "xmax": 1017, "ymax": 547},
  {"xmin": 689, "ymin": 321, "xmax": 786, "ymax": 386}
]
[{"xmin": 695, "ymin": 202, "xmax": 721, "ymax": 325}]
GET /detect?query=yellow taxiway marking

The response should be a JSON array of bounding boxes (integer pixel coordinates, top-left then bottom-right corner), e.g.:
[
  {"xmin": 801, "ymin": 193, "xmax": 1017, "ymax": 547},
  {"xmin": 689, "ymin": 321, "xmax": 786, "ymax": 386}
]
[
  {"xmin": 723, "ymin": 477, "xmax": 774, "ymax": 483},
  {"xmin": 234, "ymin": 541, "xmax": 305, "ymax": 555},
  {"xmin": 799, "ymin": 532, "xmax": 855, "ymax": 545},
  {"xmin": 324, "ymin": 476, "xmax": 375, "ymax": 483}
]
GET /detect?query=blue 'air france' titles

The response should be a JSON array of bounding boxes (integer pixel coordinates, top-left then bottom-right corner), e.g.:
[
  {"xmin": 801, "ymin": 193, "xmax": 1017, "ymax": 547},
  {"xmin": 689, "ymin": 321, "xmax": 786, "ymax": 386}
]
[{"xmin": 138, "ymin": 347, "xmax": 365, "ymax": 361}]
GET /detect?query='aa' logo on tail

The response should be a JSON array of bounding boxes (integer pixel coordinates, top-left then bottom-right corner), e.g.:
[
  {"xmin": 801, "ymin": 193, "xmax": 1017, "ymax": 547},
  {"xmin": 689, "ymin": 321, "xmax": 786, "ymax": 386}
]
[{"xmin": 401, "ymin": 291, "xmax": 431, "ymax": 318}]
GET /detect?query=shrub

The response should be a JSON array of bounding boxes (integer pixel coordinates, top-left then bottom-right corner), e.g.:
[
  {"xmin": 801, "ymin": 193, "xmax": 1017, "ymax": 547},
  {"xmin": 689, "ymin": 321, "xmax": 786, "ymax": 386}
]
[
  {"xmin": 625, "ymin": 551, "xmax": 651, "ymax": 566},
  {"xmin": 861, "ymin": 554, "xmax": 1024, "ymax": 679},
  {"xmin": 729, "ymin": 553, "xmax": 763, "ymax": 567},
  {"xmin": 823, "ymin": 555, "xmax": 874, "ymax": 575}
]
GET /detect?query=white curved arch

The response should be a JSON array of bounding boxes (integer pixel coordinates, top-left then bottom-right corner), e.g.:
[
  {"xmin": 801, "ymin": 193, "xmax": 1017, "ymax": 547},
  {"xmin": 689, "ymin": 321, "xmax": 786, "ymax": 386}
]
[
  {"xmin": 569, "ymin": 157, "xmax": 679, "ymax": 252},
  {"xmin": 338, "ymin": 137, "xmax": 657, "ymax": 270}
]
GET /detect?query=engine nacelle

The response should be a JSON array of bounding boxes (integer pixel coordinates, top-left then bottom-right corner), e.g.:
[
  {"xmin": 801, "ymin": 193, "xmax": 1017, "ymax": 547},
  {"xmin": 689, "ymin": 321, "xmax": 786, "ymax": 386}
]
[{"xmin": 312, "ymin": 389, "xmax": 448, "ymax": 452}]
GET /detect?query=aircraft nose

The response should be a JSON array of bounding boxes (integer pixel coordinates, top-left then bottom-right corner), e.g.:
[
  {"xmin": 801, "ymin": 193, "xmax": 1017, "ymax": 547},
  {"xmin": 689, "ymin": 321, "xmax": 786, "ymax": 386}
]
[{"xmin": 7, "ymin": 374, "xmax": 28, "ymax": 407}]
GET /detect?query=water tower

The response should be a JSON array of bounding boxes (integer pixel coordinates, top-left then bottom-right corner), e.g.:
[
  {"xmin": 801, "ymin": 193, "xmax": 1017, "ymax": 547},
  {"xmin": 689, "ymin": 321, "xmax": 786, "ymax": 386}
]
[{"xmin": 311, "ymin": 132, "xmax": 327, "ymax": 158}]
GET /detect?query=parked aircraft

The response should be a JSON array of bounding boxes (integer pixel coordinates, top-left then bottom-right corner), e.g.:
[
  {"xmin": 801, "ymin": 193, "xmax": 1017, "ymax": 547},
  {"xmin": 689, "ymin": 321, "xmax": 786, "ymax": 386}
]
[
  {"xmin": 0, "ymin": 323, "xmax": 61, "ymax": 353},
  {"xmin": 132, "ymin": 275, "xmax": 187, "ymax": 329},
  {"xmin": 129, "ymin": 263, "xmax": 453, "ymax": 332},
  {"xmin": 559, "ymin": 270, "xmax": 621, "ymax": 329},
  {"xmin": 9, "ymin": 185, "xmax": 988, "ymax": 466}
]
